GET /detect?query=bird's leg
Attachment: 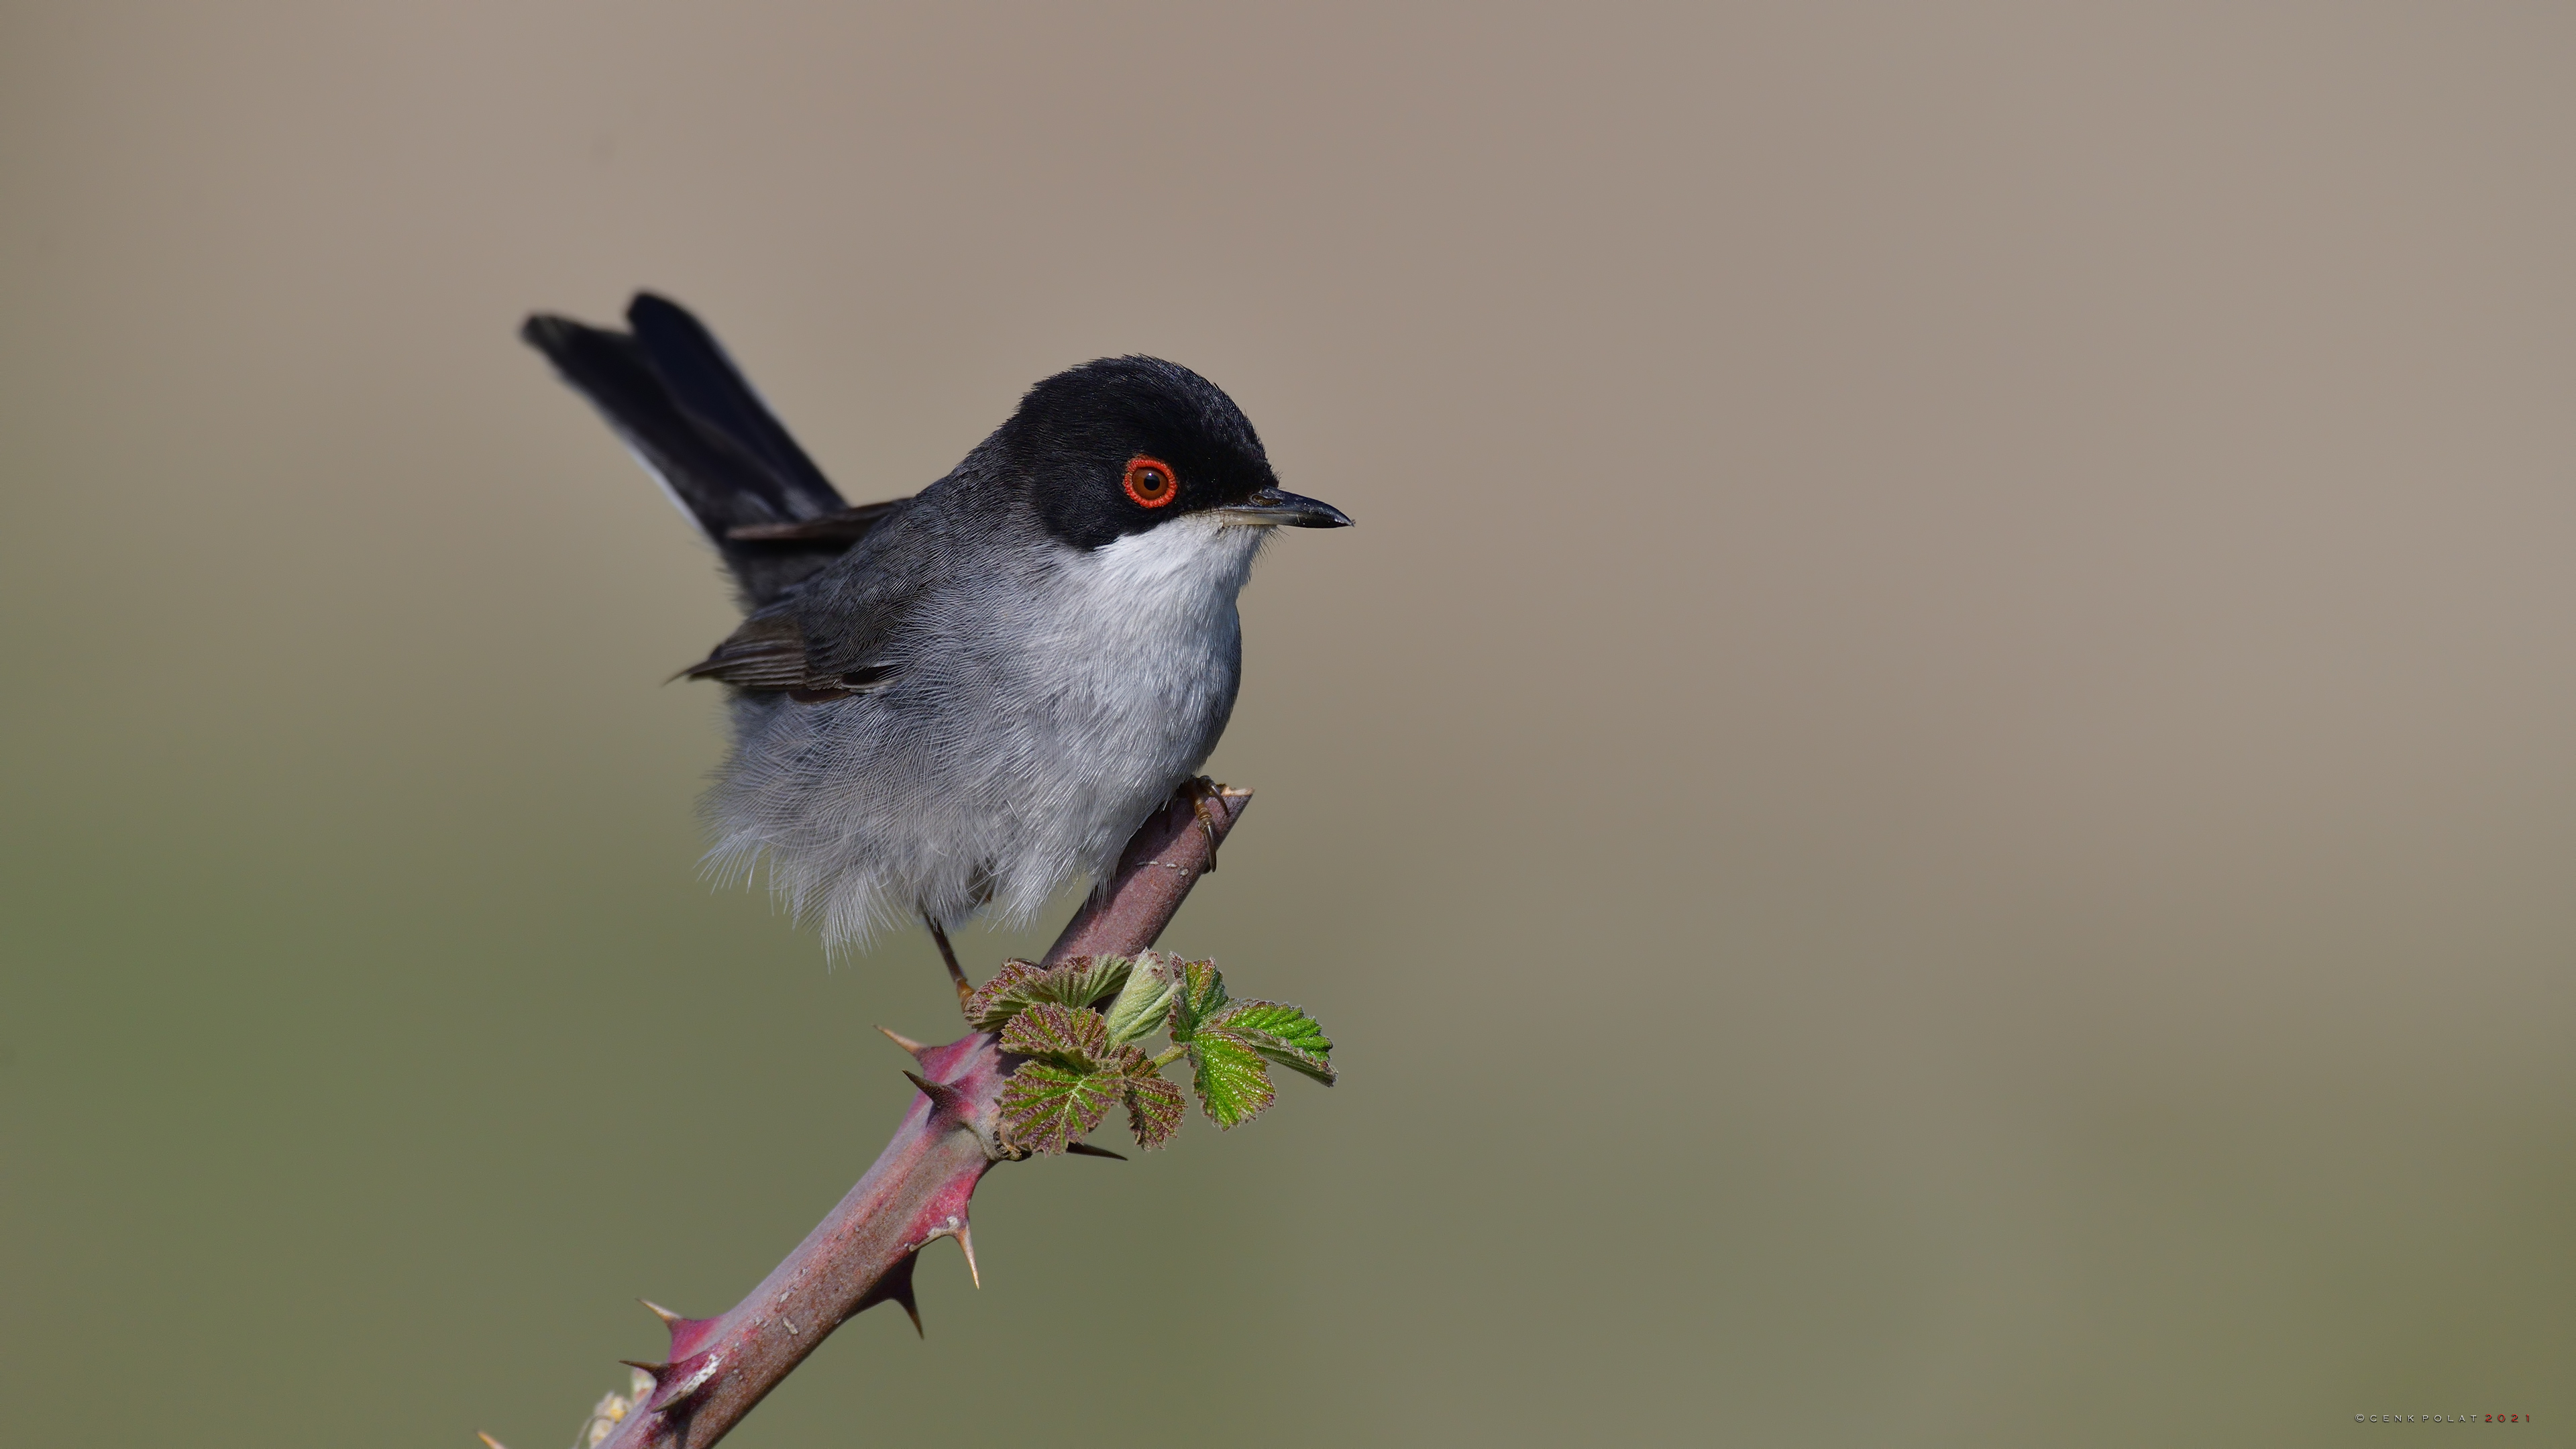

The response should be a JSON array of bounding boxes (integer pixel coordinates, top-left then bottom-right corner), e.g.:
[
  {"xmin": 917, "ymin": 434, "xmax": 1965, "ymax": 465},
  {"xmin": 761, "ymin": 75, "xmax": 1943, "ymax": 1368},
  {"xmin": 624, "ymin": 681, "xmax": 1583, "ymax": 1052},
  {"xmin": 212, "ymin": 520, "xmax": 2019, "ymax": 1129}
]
[
  {"xmin": 924, "ymin": 916, "xmax": 975, "ymax": 1016},
  {"xmin": 1179, "ymin": 775, "xmax": 1232, "ymax": 871}
]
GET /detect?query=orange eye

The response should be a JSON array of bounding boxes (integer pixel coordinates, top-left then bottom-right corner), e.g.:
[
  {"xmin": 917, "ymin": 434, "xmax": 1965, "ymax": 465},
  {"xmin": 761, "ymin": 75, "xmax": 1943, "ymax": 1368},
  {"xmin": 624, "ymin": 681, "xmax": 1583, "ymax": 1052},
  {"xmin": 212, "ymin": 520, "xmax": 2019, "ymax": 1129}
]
[{"xmin": 1122, "ymin": 455, "xmax": 1179, "ymax": 508}]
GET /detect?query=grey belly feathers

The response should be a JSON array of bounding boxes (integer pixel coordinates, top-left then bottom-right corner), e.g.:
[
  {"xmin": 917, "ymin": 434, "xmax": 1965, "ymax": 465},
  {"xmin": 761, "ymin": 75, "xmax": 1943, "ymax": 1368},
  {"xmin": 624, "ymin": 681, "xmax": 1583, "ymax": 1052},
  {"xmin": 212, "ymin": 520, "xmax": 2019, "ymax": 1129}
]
[{"xmin": 707, "ymin": 514, "xmax": 1267, "ymax": 951}]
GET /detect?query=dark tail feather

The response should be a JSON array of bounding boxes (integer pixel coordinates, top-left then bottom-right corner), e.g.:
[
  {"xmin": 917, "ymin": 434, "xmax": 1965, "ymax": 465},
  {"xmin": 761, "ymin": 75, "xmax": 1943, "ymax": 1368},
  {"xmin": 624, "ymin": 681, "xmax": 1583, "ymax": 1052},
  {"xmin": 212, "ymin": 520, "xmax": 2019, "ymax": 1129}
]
[
  {"xmin": 521, "ymin": 294, "xmax": 896, "ymax": 609},
  {"xmin": 624, "ymin": 292, "xmax": 846, "ymax": 521}
]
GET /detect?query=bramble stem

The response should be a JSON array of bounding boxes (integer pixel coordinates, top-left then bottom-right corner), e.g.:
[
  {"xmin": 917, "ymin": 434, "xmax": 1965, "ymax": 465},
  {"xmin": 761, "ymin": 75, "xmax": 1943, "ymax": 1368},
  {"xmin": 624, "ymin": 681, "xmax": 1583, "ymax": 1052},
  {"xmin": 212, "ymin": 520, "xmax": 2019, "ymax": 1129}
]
[
  {"xmin": 576, "ymin": 787, "xmax": 1251, "ymax": 1449},
  {"xmin": 1042, "ymin": 786, "xmax": 1249, "ymax": 966}
]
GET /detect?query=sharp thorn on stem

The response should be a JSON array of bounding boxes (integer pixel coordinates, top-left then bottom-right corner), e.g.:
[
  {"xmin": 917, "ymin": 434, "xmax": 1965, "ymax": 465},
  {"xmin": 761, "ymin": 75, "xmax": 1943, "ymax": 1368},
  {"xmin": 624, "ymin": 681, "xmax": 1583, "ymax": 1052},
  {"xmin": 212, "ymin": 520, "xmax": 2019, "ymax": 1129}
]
[
  {"xmin": 641, "ymin": 1298, "xmax": 682, "ymax": 1325},
  {"xmin": 875, "ymin": 1024, "xmax": 931, "ymax": 1058},
  {"xmin": 1064, "ymin": 1140, "xmax": 1128, "ymax": 1160},
  {"xmin": 855, "ymin": 1251, "xmax": 924, "ymax": 1337},
  {"xmin": 660, "ymin": 1309, "xmax": 724, "ymax": 1362},
  {"xmin": 643, "ymin": 1350, "xmax": 727, "ymax": 1413},
  {"xmin": 957, "ymin": 1220, "xmax": 981, "ymax": 1289},
  {"xmin": 619, "ymin": 1359, "xmax": 669, "ymax": 1380},
  {"xmin": 901, "ymin": 1069, "xmax": 975, "ymax": 1125}
]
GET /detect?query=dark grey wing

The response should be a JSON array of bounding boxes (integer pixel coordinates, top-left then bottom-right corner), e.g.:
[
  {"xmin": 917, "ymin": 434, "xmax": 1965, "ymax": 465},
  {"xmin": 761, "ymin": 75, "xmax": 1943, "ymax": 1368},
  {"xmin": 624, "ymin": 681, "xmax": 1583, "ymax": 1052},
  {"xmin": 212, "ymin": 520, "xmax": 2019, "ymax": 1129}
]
[
  {"xmin": 674, "ymin": 614, "xmax": 900, "ymax": 702},
  {"xmin": 676, "ymin": 501, "xmax": 943, "ymax": 700},
  {"xmin": 520, "ymin": 292, "xmax": 906, "ymax": 609}
]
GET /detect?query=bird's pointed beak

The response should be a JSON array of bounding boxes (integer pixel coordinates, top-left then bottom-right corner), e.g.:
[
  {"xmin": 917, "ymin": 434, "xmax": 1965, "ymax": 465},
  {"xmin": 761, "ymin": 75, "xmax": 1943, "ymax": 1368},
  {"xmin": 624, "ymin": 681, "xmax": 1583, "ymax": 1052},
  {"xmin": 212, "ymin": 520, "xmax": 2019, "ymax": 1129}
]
[{"xmin": 1211, "ymin": 486, "xmax": 1353, "ymax": 529}]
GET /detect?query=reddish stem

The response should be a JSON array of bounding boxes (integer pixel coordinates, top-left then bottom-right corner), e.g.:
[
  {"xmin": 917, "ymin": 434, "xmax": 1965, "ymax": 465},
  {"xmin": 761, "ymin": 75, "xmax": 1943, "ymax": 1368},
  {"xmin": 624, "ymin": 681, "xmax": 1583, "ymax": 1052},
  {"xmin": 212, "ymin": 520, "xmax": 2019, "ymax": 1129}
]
[
  {"xmin": 1044, "ymin": 784, "xmax": 1248, "ymax": 965},
  {"xmin": 584, "ymin": 787, "xmax": 1251, "ymax": 1449}
]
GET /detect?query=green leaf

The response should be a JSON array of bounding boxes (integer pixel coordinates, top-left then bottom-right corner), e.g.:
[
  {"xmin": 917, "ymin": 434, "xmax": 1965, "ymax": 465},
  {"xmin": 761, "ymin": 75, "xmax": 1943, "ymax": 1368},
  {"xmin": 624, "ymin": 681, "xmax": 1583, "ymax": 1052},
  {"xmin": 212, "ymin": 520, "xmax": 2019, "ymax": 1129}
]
[
  {"xmin": 1187, "ymin": 1034, "xmax": 1276, "ymax": 1128},
  {"xmin": 1046, "ymin": 954, "xmax": 1134, "ymax": 1011},
  {"xmin": 1166, "ymin": 959, "xmax": 1229, "ymax": 1042},
  {"xmin": 996, "ymin": 1062, "xmax": 1118, "ymax": 1155},
  {"xmin": 1102, "ymin": 951, "xmax": 1181, "ymax": 1047},
  {"xmin": 965, "ymin": 960, "xmax": 1048, "ymax": 1031},
  {"xmin": 1153, "ymin": 959, "xmax": 1338, "ymax": 1126},
  {"xmin": 1208, "ymin": 1000, "xmax": 1337, "ymax": 1086},
  {"xmin": 996, "ymin": 1003, "xmax": 1169, "ymax": 1152},
  {"xmin": 967, "ymin": 955, "xmax": 1134, "ymax": 1031},
  {"xmin": 1120, "ymin": 1071, "xmax": 1185, "ymax": 1150},
  {"xmin": 999, "ymin": 1001, "xmax": 1111, "ymax": 1070}
]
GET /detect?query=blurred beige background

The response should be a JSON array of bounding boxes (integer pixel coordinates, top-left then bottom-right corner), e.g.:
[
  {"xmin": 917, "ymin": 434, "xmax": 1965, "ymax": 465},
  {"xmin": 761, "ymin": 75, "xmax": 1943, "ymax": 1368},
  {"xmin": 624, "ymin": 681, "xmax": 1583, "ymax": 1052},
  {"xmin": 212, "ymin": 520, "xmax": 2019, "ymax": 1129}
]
[{"xmin": 3, "ymin": 3, "xmax": 2571, "ymax": 1445}]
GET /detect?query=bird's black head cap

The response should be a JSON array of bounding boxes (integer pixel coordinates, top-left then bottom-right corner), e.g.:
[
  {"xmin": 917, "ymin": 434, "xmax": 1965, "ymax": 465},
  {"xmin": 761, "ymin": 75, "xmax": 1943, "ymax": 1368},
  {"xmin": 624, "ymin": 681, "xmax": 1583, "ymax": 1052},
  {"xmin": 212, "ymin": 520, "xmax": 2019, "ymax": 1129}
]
[{"xmin": 1000, "ymin": 356, "xmax": 1281, "ymax": 551}]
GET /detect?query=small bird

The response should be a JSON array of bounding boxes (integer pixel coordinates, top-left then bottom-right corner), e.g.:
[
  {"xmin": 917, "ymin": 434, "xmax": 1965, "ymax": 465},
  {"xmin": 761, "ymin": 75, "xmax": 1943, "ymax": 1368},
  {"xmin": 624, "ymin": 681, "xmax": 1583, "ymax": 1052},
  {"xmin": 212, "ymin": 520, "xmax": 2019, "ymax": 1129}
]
[{"xmin": 521, "ymin": 293, "xmax": 1349, "ymax": 982}]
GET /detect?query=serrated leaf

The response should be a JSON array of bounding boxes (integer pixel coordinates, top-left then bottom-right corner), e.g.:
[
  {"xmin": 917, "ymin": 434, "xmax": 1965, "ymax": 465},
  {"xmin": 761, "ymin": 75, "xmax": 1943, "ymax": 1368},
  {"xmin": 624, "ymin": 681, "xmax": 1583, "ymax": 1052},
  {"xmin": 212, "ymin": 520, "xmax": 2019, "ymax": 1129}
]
[
  {"xmin": 1187, "ymin": 1034, "xmax": 1275, "ymax": 1128},
  {"xmin": 997, "ymin": 1003, "xmax": 1163, "ymax": 1152},
  {"xmin": 1120, "ymin": 1071, "xmax": 1185, "ymax": 1149},
  {"xmin": 1046, "ymin": 954, "xmax": 1134, "ymax": 1010},
  {"xmin": 1102, "ymin": 951, "xmax": 1182, "ymax": 1046},
  {"xmin": 1167, "ymin": 959, "xmax": 1229, "ymax": 1042},
  {"xmin": 1000, "ymin": 1002, "xmax": 1112, "ymax": 1070},
  {"xmin": 1208, "ymin": 1000, "xmax": 1338, "ymax": 1085},
  {"xmin": 967, "ymin": 955, "xmax": 1134, "ymax": 1031},
  {"xmin": 996, "ymin": 1062, "xmax": 1117, "ymax": 1154},
  {"xmin": 965, "ymin": 960, "xmax": 1049, "ymax": 1031},
  {"xmin": 1214, "ymin": 1001, "xmax": 1330, "ymax": 1056}
]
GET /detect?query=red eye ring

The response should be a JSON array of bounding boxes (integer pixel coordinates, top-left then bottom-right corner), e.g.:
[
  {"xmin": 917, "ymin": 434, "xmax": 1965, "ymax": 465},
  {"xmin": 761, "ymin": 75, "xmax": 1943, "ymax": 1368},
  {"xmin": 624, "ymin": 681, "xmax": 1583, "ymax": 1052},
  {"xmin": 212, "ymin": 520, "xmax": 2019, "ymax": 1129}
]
[{"xmin": 1122, "ymin": 455, "xmax": 1179, "ymax": 508}]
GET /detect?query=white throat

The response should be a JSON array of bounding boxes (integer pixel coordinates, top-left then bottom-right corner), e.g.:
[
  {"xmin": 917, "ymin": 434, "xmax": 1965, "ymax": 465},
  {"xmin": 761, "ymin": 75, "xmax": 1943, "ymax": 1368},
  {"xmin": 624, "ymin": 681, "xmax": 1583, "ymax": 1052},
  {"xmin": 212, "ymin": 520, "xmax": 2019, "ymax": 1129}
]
[{"xmin": 1079, "ymin": 513, "xmax": 1271, "ymax": 613}]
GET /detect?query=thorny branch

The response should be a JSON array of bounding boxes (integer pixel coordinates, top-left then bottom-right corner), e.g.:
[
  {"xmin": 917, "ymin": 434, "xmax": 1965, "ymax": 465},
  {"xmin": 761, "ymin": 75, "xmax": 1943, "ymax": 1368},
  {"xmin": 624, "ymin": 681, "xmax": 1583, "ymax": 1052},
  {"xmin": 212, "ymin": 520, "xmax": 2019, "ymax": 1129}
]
[{"xmin": 488, "ymin": 786, "xmax": 1254, "ymax": 1449}]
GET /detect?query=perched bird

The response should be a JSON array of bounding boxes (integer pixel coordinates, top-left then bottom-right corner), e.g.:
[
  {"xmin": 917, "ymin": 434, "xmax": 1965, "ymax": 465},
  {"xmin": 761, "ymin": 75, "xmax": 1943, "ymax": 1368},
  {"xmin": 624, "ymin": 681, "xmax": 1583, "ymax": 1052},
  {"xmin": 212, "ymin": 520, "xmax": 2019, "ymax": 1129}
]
[{"xmin": 521, "ymin": 294, "xmax": 1348, "ymax": 983}]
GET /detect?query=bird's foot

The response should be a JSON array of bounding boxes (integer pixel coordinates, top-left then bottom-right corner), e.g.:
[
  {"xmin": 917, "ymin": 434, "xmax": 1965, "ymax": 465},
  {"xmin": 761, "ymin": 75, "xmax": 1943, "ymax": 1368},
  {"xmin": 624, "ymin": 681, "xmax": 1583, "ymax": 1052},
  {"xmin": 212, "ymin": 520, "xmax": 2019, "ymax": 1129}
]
[{"xmin": 1178, "ymin": 775, "xmax": 1234, "ymax": 871}]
